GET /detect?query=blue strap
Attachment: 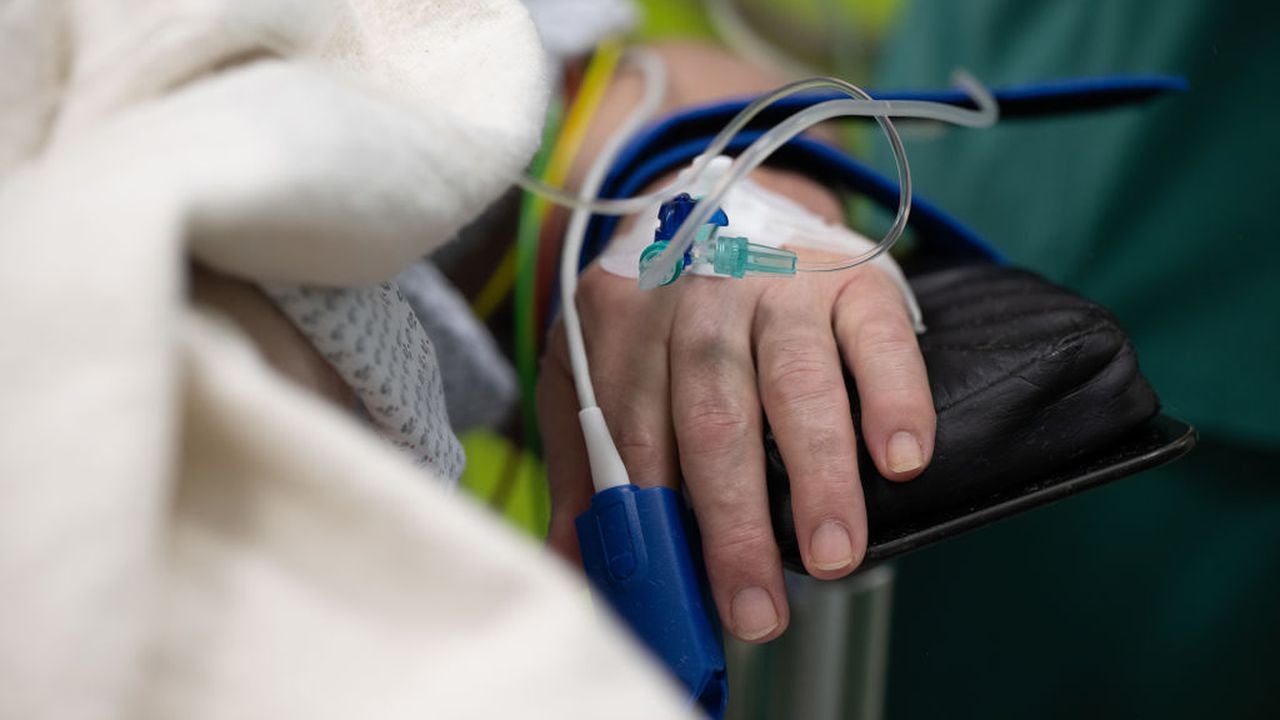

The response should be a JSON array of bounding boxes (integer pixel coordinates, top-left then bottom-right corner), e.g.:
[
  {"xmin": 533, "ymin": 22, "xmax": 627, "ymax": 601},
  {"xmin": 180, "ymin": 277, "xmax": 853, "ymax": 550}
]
[
  {"xmin": 579, "ymin": 75, "xmax": 1186, "ymax": 269},
  {"xmin": 603, "ymin": 75, "xmax": 1187, "ymax": 204},
  {"xmin": 626, "ymin": 75, "xmax": 1187, "ymax": 148},
  {"xmin": 583, "ymin": 131, "xmax": 1003, "ymax": 271}
]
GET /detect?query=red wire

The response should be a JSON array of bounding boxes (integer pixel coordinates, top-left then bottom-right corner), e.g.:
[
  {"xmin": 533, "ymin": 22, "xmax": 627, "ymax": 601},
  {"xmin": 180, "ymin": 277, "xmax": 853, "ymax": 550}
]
[{"xmin": 533, "ymin": 208, "xmax": 564, "ymax": 353}]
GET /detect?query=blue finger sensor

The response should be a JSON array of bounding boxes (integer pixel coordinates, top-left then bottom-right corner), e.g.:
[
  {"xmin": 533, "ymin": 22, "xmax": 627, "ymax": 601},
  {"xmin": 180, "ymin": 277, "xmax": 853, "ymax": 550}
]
[{"xmin": 576, "ymin": 484, "xmax": 727, "ymax": 718}]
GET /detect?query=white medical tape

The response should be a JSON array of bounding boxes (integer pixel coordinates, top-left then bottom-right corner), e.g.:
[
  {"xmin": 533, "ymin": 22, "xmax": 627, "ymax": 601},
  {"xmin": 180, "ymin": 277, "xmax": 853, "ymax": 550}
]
[{"xmin": 597, "ymin": 156, "xmax": 925, "ymax": 332}]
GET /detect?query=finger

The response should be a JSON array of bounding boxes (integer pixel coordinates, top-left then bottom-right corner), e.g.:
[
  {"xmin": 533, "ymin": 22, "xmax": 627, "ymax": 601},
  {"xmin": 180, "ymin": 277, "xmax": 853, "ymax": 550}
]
[
  {"xmin": 575, "ymin": 266, "xmax": 680, "ymax": 490},
  {"xmin": 670, "ymin": 279, "xmax": 788, "ymax": 644},
  {"xmin": 832, "ymin": 267, "xmax": 935, "ymax": 482},
  {"xmin": 537, "ymin": 320, "xmax": 593, "ymax": 566},
  {"xmin": 754, "ymin": 282, "xmax": 867, "ymax": 579}
]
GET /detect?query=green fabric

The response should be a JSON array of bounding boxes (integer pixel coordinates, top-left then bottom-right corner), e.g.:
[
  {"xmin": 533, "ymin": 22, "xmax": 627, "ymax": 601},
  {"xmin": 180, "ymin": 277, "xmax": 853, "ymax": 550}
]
[
  {"xmin": 886, "ymin": 441, "xmax": 1280, "ymax": 719},
  {"xmin": 632, "ymin": 0, "xmax": 717, "ymax": 41},
  {"xmin": 874, "ymin": 2, "xmax": 1280, "ymax": 717},
  {"xmin": 457, "ymin": 431, "xmax": 550, "ymax": 539},
  {"xmin": 875, "ymin": 0, "xmax": 1280, "ymax": 445}
]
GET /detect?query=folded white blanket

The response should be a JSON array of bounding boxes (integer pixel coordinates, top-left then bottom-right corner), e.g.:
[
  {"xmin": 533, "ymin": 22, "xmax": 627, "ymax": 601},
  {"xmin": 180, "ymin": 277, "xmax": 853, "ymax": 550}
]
[{"xmin": 0, "ymin": 1, "xmax": 693, "ymax": 717}]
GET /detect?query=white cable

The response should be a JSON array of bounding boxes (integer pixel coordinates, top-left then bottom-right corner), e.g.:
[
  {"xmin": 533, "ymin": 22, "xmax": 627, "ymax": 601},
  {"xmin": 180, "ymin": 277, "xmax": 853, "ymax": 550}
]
[{"xmin": 561, "ymin": 49, "xmax": 669, "ymax": 491}]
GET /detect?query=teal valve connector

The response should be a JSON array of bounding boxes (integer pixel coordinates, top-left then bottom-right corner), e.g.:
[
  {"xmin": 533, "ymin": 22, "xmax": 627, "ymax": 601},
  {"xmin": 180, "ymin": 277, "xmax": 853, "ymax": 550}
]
[
  {"xmin": 576, "ymin": 485, "xmax": 728, "ymax": 718},
  {"xmin": 709, "ymin": 235, "xmax": 797, "ymax": 278},
  {"xmin": 638, "ymin": 192, "xmax": 796, "ymax": 286},
  {"xmin": 639, "ymin": 241, "xmax": 683, "ymax": 286}
]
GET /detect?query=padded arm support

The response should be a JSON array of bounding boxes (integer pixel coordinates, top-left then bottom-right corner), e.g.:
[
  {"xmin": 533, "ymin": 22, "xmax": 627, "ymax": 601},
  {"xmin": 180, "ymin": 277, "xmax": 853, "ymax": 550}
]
[{"xmin": 765, "ymin": 264, "xmax": 1183, "ymax": 572}]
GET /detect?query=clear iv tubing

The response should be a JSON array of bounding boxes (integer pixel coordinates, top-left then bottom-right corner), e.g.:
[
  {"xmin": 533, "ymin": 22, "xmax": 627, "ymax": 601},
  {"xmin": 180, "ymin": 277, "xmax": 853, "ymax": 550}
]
[
  {"xmin": 638, "ymin": 71, "xmax": 998, "ymax": 289},
  {"xmin": 515, "ymin": 70, "xmax": 996, "ymax": 221}
]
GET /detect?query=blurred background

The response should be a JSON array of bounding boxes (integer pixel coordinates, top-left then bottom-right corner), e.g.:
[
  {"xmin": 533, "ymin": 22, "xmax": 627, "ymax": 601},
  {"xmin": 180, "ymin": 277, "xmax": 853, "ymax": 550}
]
[{"xmin": 447, "ymin": 1, "xmax": 1280, "ymax": 717}]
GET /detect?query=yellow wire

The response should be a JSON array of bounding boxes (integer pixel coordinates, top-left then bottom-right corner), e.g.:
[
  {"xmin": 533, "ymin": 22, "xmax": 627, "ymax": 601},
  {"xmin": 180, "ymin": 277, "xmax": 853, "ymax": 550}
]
[
  {"xmin": 471, "ymin": 245, "xmax": 517, "ymax": 320},
  {"xmin": 540, "ymin": 37, "xmax": 625, "ymax": 196},
  {"xmin": 470, "ymin": 38, "xmax": 625, "ymax": 322},
  {"xmin": 514, "ymin": 37, "xmax": 625, "ymax": 452}
]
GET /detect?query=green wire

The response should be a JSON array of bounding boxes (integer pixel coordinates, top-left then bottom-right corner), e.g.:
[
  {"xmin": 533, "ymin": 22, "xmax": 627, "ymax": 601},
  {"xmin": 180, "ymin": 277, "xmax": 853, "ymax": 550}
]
[{"xmin": 514, "ymin": 101, "xmax": 563, "ymax": 455}]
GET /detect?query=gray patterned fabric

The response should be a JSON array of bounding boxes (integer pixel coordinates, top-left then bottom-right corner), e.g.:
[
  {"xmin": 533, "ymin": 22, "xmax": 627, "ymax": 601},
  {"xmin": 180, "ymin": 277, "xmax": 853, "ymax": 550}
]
[
  {"xmin": 263, "ymin": 282, "xmax": 466, "ymax": 483},
  {"xmin": 395, "ymin": 261, "xmax": 517, "ymax": 433}
]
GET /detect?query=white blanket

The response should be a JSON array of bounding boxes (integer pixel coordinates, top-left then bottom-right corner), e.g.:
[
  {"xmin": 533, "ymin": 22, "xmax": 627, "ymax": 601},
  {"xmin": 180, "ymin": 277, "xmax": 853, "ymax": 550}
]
[{"xmin": 0, "ymin": 0, "xmax": 692, "ymax": 717}]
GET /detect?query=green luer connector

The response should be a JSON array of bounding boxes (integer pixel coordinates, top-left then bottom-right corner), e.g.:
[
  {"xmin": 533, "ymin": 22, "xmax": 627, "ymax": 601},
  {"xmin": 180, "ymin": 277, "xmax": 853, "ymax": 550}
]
[
  {"xmin": 711, "ymin": 235, "xmax": 797, "ymax": 279},
  {"xmin": 638, "ymin": 240, "xmax": 684, "ymax": 286}
]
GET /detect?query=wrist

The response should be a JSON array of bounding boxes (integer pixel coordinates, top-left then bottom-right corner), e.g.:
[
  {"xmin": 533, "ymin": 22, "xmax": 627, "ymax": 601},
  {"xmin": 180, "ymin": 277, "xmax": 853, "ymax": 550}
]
[
  {"xmin": 735, "ymin": 166, "xmax": 845, "ymax": 227},
  {"xmin": 613, "ymin": 164, "xmax": 844, "ymax": 246}
]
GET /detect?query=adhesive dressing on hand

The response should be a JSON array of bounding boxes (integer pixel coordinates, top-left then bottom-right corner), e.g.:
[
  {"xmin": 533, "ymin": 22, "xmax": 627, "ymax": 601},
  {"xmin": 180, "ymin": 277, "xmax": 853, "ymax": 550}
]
[{"xmin": 598, "ymin": 156, "xmax": 925, "ymax": 332}]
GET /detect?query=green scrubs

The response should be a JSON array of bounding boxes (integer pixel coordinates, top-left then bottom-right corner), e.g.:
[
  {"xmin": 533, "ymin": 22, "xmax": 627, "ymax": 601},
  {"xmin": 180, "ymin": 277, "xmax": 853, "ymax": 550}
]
[{"xmin": 873, "ymin": 2, "xmax": 1280, "ymax": 717}]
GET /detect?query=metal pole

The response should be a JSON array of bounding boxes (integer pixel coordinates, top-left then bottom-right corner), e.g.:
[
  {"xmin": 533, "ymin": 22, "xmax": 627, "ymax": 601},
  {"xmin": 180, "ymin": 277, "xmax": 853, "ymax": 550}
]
[{"xmin": 725, "ymin": 564, "xmax": 895, "ymax": 720}]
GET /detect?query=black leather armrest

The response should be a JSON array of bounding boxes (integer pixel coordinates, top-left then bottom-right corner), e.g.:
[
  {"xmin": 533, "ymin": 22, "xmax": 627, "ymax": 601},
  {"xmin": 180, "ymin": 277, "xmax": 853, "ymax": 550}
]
[{"xmin": 765, "ymin": 264, "xmax": 1191, "ymax": 572}]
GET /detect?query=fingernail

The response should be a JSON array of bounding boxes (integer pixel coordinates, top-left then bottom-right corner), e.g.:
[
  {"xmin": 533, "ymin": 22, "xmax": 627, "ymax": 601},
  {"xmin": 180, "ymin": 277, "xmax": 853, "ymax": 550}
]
[
  {"xmin": 810, "ymin": 520, "xmax": 854, "ymax": 571},
  {"xmin": 731, "ymin": 587, "xmax": 779, "ymax": 641},
  {"xmin": 887, "ymin": 431, "xmax": 924, "ymax": 474}
]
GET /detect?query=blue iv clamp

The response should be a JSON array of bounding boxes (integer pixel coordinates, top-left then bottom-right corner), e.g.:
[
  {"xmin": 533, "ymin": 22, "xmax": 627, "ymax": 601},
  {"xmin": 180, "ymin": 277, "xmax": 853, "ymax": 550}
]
[
  {"xmin": 638, "ymin": 193, "xmax": 797, "ymax": 287},
  {"xmin": 576, "ymin": 485, "xmax": 728, "ymax": 718}
]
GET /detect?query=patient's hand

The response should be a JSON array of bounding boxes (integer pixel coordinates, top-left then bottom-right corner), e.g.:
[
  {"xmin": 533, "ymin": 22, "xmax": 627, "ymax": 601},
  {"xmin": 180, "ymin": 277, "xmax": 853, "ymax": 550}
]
[{"xmin": 538, "ymin": 161, "xmax": 935, "ymax": 643}]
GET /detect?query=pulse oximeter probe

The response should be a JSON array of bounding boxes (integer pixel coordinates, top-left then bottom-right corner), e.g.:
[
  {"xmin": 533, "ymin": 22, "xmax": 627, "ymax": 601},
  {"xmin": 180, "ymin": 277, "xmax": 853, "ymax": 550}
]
[{"xmin": 576, "ymin": 482, "xmax": 728, "ymax": 716}]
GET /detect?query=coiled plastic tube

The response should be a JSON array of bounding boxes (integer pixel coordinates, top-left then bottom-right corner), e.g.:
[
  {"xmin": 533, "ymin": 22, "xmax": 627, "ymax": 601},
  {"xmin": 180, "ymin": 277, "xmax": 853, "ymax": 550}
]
[
  {"xmin": 516, "ymin": 71, "xmax": 994, "ymax": 222},
  {"xmin": 638, "ymin": 71, "xmax": 998, "ymax": 289}
]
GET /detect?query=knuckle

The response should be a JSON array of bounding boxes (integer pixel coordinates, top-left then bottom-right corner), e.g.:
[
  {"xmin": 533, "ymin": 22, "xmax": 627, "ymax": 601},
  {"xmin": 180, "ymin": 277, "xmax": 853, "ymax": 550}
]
[
  {"xmin": 786, "ymin": 435, "xmax": 858, "ymax": 496},
  {"xmin": 612, "ymin": 425, "xmax": 668, "ymax": 478},
  {"xmin": 849, "ymin": 320, "xmax": 929, "ymax": 402},
  {"xmin": 803, "ymin": 426, "xmax": 855, "ymax": 465},
  {"xmin": 764, "ymin": 350, "xmax": 841, "ymax": 409},
  {"xmin": 843, "ymin": 264, "xmax": 898, "ymax": 294},
  {"xmin": 680, "ymin": 332, "xmax": 737, "ymax": 368},
  {"xmin": 673, "ymin": 302, "xmax": 742, "ymax": 358},
  {"xmin": 679, "ymin": 396, "xmax": 753, "ymax": 454},
  {"xmin": 756, "ymin": 283, "xmax": 796, "ymax": 313},
  {"xmin": 836, "ymin": 272, "xmax": 909, "ymax": 323},
  {"xmin": 852, "ymin": 336, "xmax": 924, "ymax": 387},
  {"xmin": 855, "ymin": 316, "xmax": 916, "ymax": 355},
  {"xmin": 702, "ymin": 518, "xmax": 775, "ymax": 566}
]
